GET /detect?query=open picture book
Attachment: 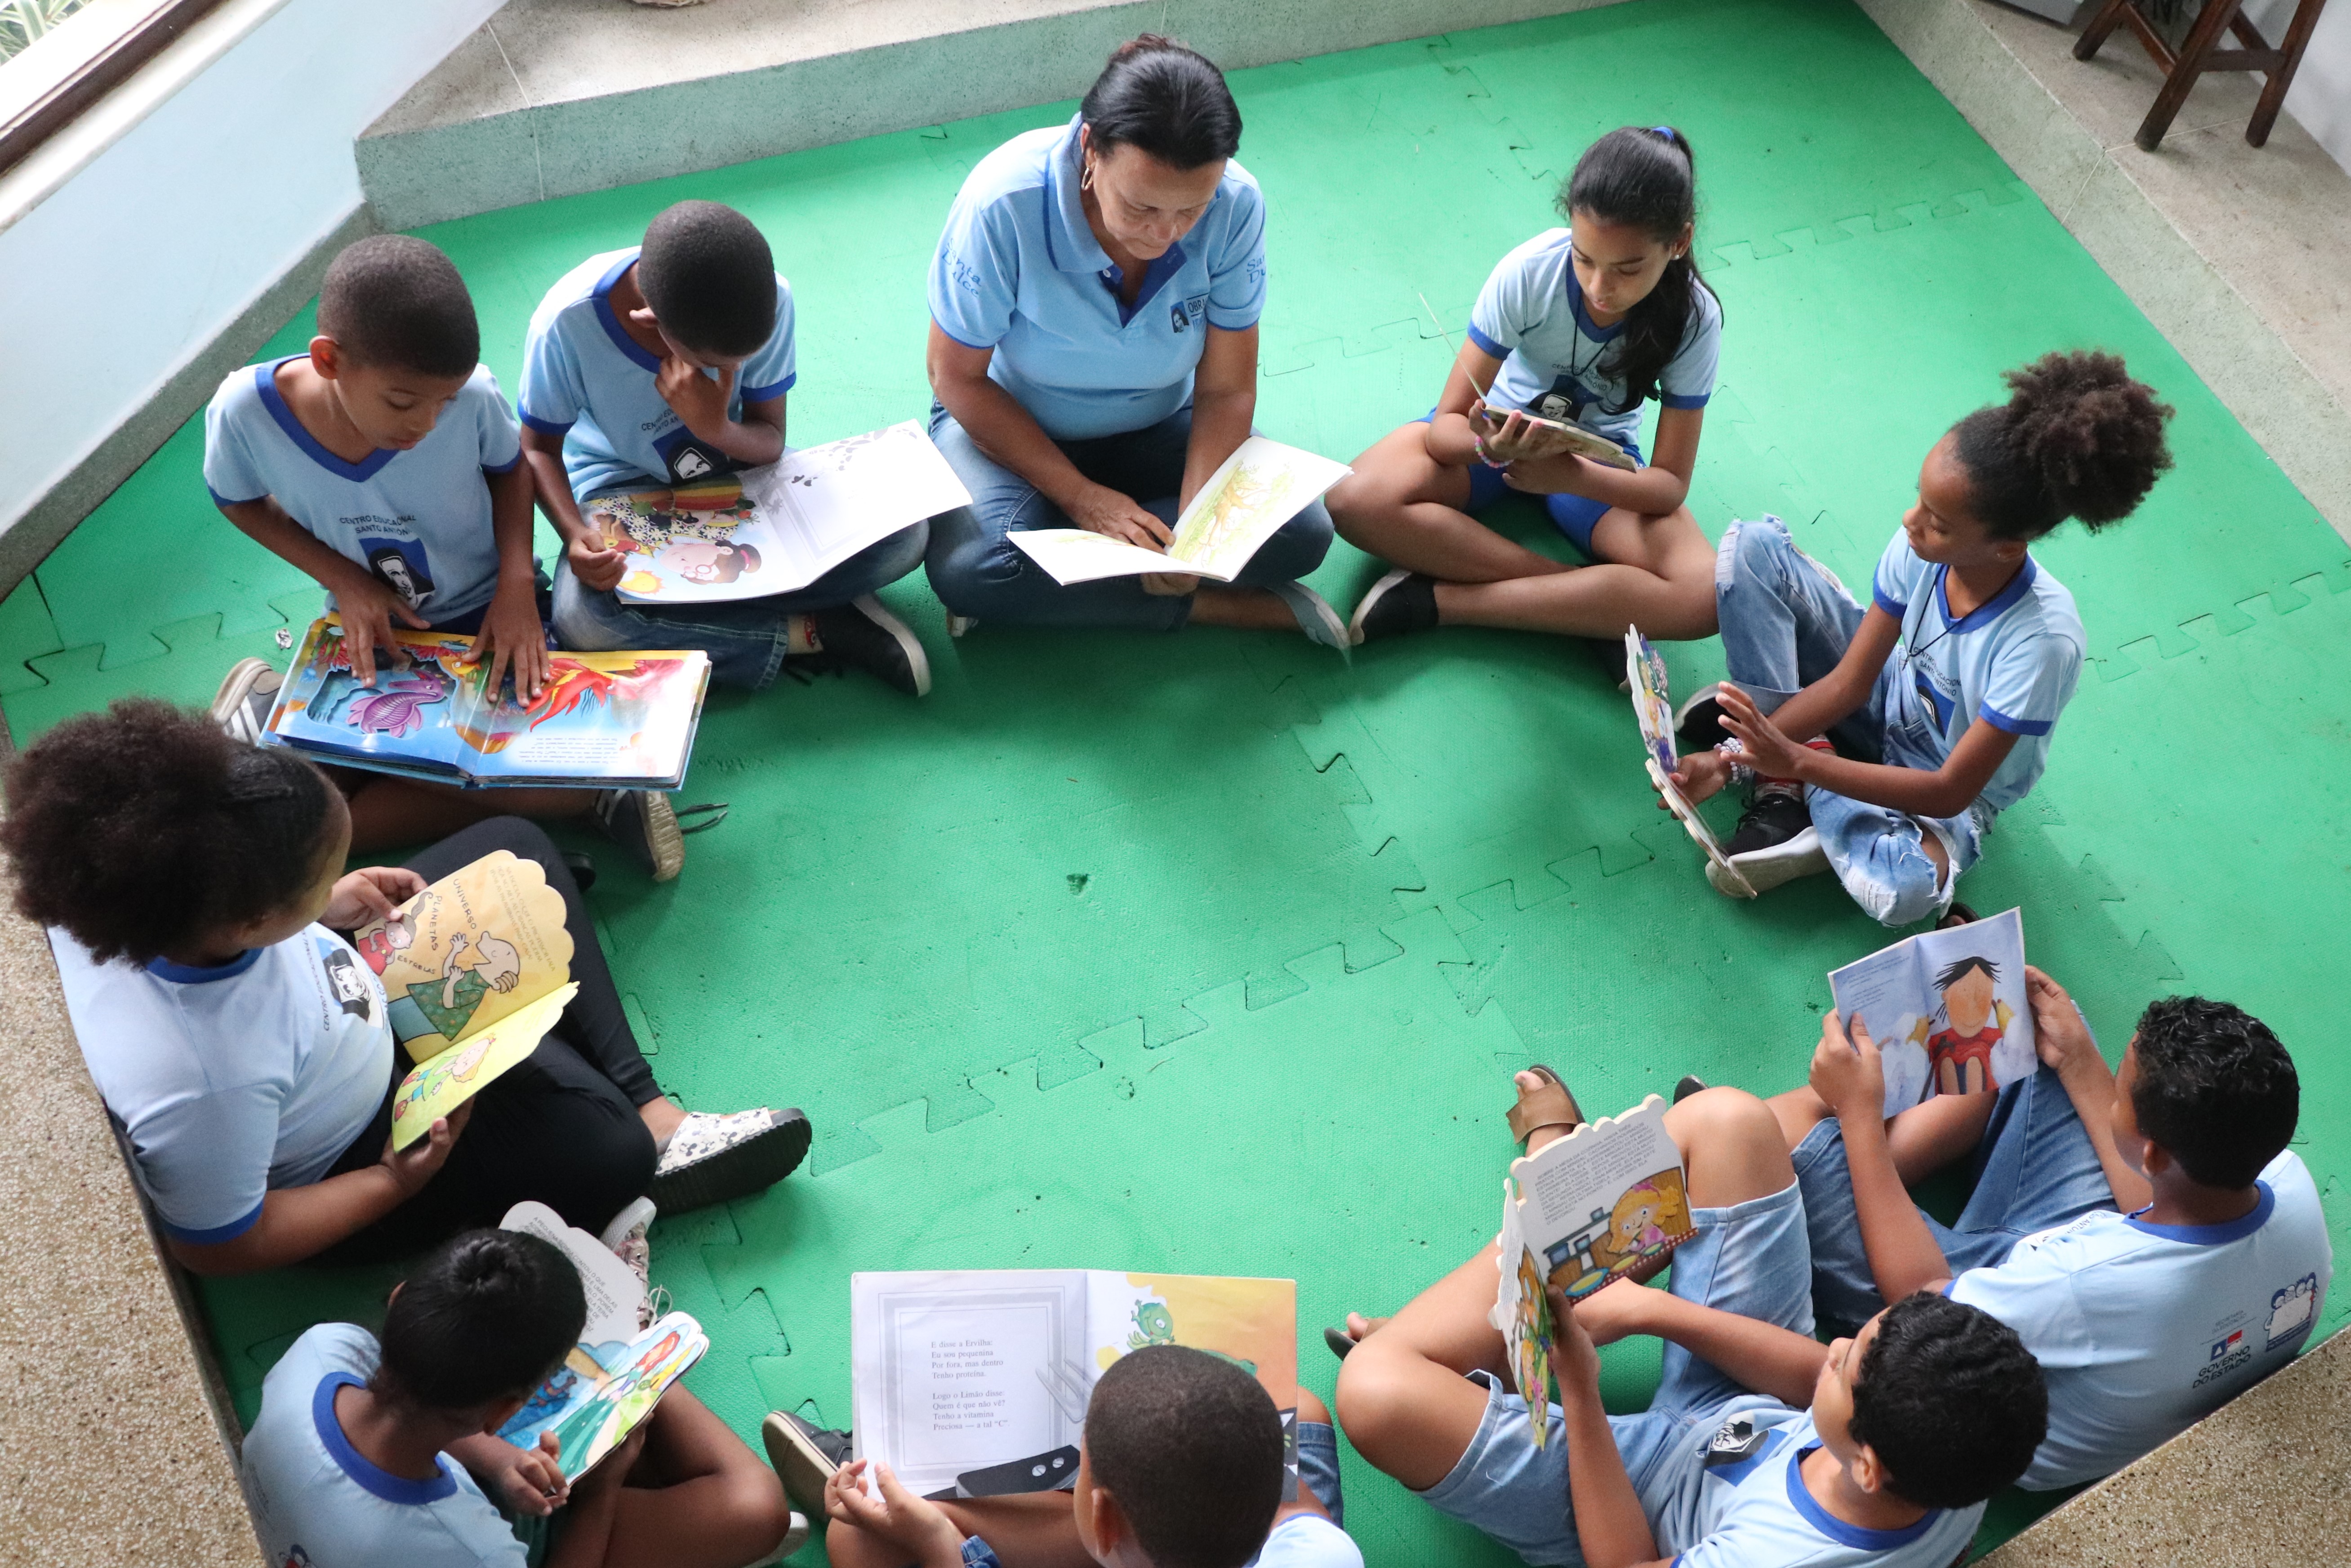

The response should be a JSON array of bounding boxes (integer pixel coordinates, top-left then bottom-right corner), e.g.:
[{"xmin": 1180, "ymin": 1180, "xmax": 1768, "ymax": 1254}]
[
  {"xmin": 850, "ymin": 1270, "xmax": 1299, "ymax": 1500},
  {"xmin": 349, "ymin": 850, "xmax": 579, "ymax": 1148},
  {"xmin": 263, "ymin": 618, "xmax": 711, "ymax": 789},
  {"xmin": 1490, "ymin": 1095, "xmax": 1695, "ymax": 1448},
  {"xmin": 1829, "ymin": 906, "xmax": 2035, "ymax": 1114},
  {"xmin": 587, "ymin": 419, "xmax": 971, "ymax": 605},
  {"xmin": 497, "ymin": 1201, "xmax": 708, "ymax": 1479},
  {"xmin": 1010, "ymin": 437, "xmax": 1349, "ymax": 585},
  {"xmin": 1474, "ymin": 403, "xmax": 1640, "ymax": 472},
  {"xmin": 1626, "ymin": 627, "xmax": 1754, "ymax": 896}
]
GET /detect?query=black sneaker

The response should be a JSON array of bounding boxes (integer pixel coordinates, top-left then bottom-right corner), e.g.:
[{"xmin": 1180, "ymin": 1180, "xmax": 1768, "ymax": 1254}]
[
  {"xmin": 807, "ymin": 596, "xmax": 932, "ymax": 696},
  {"xmin": 1723, "ymin": 789, "xmax": 1812, "ymax": 857},
  {"xmin": 593, "ymin": 788, "xmax": 685, "ymax": 882},
  {"xmin": 1715, "ymin": 790, "xmax": 1829, "ymax": 896},
  {"xmin": 1937, "ymin": 901, "xmax": 1980, "ymax": 929},
  {"xmin": 762, "ymin": 1410, "xmax": 852, "ymax": 1512},
  {"xmin": 1674, "ymin": 682, "xmax": 1730, "ymax": 749},
  {"xmin": 1348, "ymin": 570, "xmax": 1439, "ymax": 645},
  {"xmin": 1672, "ymin": 1074, "xmax": 1709, "ymax": 1104}
]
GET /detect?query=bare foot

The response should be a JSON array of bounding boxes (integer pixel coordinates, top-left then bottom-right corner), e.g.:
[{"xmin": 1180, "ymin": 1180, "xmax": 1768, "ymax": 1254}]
[
  {"xmin": 638, "ymin": 1097, "xmax": 686, "ymax": 1145},
  {"xmin": 1343, "ymin": 1311, "xmax": 1393, "ymax": 1342}
]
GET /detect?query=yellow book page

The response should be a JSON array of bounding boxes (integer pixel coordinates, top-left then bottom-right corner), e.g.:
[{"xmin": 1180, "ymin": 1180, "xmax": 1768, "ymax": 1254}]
[
  {"xmin": 390, "ymin": 984, "xmax": 575, "ymax": 1148},
  {"xmin": 349, "ymin": 850, "xmax": 575, "ymax": 1062},
  {"xmin": 1094, "ymin": 1274, "xmax": 1297, "ymax": 1407}
]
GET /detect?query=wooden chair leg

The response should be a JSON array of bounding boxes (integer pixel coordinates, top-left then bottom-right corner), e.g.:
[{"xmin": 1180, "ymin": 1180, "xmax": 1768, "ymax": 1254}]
[
  {"xmin": 2248, "ymin": 0, "xmax": 2329, "ymax": 147},
  {"xmin": 2136, "ymin": 0, "xmax": 2248, "ymax": 151},
  {"xmin": 2074, "ymin": 0, "xmax": 2137, "ymax": 60}
]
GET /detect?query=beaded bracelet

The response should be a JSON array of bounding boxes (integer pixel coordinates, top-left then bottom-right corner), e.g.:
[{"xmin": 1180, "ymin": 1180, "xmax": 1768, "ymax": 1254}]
[{"xmin": 1713, "ymin": 737, "xmax": 1755, "ymax": 791}]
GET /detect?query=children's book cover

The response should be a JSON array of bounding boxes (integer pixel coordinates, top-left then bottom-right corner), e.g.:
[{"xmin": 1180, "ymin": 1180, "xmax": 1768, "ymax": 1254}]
[
  {"xmin": 1011, "ymin": 437, "xmax": 1349, "ymax": 585},
  {"xmin": 1626, "ymin": 628, "xmax": 1753, "ymax": 895},
  {"xmin": 352, "ymin": 850, "xmax": 574, "ymax": 1060},
  {"xmin": 589, "ymin": 420, "xmax": 970, "ymax": 604},
  {"xmin": 1829, "ymin": 906, "xmax": 2036, "ymax": 1114},
  {"xmin": 262, "ymin": 618, "xmax": 711, "ymax": 788}
]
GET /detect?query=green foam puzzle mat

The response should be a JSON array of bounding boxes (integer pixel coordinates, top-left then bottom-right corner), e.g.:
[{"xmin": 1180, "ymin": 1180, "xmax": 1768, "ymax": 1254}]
[{"xmin": 9, "ymin": 2, "xmax": 2347, "ymax": 1562}]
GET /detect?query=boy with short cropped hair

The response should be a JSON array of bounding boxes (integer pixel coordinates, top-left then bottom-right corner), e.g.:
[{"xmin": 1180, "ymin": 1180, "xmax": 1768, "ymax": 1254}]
[
  {"xmin": 203, "ymin": 235, "xmax": 686, "ymax": 877},
  {"xmin": 521, "ymin": 200, "xmax": 934, "ymax": 697},
  {"xmin": 1785, "ymin": 966, "xmax": 2333, "ymax": 1490},
  {"xmin": 808, "ymin": 1345, "xmax": 1362, "ymax": 1568}
]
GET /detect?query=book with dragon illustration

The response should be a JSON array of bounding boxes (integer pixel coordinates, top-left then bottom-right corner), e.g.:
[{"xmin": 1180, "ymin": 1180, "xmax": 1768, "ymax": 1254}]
[
  {"xmin": 1010, "ymin": 437, "xmax": 1350, "ymax": 585},
  {"xmin": 1828, "ymin": 905, "xmax": 2035, "ymax": 1114},
  {"xmin": 1626, "ymin": 626, "xmax": 1754, "ymax": 896},
  {"xmin": 260, "ymin": 617, "xmax": 711, "ymax": 789},
  {"xmin": 350, "ymin": 851, "xmax": 579, "ymax": 1148},
  {"xmin": 496, "ymin": 1202, "xmax": 708, "ymax": 1479},
  {"xmin": 586, "ymin": 419, "xmax": 971, "ymax": 605},
  {"xmin": 850, "ymin": 1270, "xmax": 1297, "ymax": 1499},
  {"xmin": 1491, "ymin": 1095, "xmax": 1694, "ymax": 1448}
]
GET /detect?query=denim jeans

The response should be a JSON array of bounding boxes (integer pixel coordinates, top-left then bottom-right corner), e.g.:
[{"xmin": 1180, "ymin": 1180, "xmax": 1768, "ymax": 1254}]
[
  {"xmin": 923, "ymin": 404, "xmax": 1334, "ymax": 632},
  {"xmin": 552, "ymin": 517, "xmax": 928, "ymax": 690},
  {"xmin": 1713, "ymin": 516, "xmax": 1981, "ymax": 926},
  {"xmin": 1794, "ymin": 1065, "xmax": 2115, "ymax": 1332}
]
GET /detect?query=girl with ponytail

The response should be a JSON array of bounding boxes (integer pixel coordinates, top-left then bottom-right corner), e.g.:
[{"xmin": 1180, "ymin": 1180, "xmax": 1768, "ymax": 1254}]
[{"xmin": 1332, "ymin": 125, "xmax": 1724, "ymax": 647}]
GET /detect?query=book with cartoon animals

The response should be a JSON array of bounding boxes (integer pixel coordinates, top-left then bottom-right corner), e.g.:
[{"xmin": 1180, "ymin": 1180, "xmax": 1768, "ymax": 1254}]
[
  {"xmin": 262, "ymin": 618, "xmax": 712, "ymax": 790},
  {"xmin": 1828, "ymin": 905, "xmax": 2037, "ymax": 1115},
  {"xmin": 496, "ymin": 1201, "xmax": 709, "ymax": 1480},
  {"xmin": 350, "ymin": 851, "xmax": 580, "ymax": 1149},
  {"xmin": 1491, "ymin": 1096, "xmax": 1696, "ymax": 1448},
  {"xmin": 850, "ymin": 1270, "xmax": 1299, "ymax": 1500},
  {"xmin": 587, "ymin": 419, "xmax": 972, "ymax": 605},
  {"xmin": 1010, "ymin": 436, "xmax": 1350, "ymax": 585},
  {"xmin": 1625, "ymin": 627, "xmax": 1754, "ymax": 896}
]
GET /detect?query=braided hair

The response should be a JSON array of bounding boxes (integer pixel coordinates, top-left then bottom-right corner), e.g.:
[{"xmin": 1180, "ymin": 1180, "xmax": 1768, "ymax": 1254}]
[
  {"xmin": 2, "ymin": 698, "xmax": 337, "ymax": 964},
  {"xmin": 1560, "ymin": 125, "xmax": 1716, "ymax": 415},
  {"xmin": 373, "ymin": 1230, "xmax": 587, "ymax": 1410},
  {"xmin": 1951, "ymin": 350, "xmax": 2174, "ymax": 539}
]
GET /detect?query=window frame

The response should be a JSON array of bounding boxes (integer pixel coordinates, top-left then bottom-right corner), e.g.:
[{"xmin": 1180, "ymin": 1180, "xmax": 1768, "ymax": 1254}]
[{"xmin": 0, "ymin": 0, "xmax": 230, "ymax": 178}]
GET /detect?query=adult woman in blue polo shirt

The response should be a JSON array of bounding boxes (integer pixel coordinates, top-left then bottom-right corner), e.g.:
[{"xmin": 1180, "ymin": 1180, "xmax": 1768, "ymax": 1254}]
[{"xmin": 923, "ymin": 36, "xmax": 1343, "ymax": 642}]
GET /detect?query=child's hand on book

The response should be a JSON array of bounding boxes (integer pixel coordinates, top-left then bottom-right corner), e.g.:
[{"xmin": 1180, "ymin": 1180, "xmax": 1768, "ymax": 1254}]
[
  {"xmin": 451, "ymin": 1433, "xmax": 570, "ymax": 1517},
  {"xmin": 1571, "ymin": 1276, "xmax": 1656, "ymax": 1348},
  {"xmin": 1543, "ymin": 1279, "xmax": 1606, "ymax": 1399},
  {"xmin": 1664, "ymin": 747, "xmax": 1732, "ymax": 805},
  {"xmin": 825, "ymin": 1460, "xmax": 965, "ymax": 1568},
  {"xmin": 472, "ymin": 579, "xmax": 553, "ymax": 704},
  {"xmin": 380, "ymin": 1101, "xmax": 471, "ymax": 1195},
  {"xmin": 2025, "ymin": 966, "xmax": 2102, "ymax": 1081},
  {"xmin": 333, "ymin": 575, "xmax": 432, "ymax": 689},
  {"xmin": 322, "ymin": 866, "xmax": 428, "ymax": 932},
  {"xmin": 566, "ymin": 532, "xmax": 629, "ymax": 593},
  {"xmin": 1809, "ymin": 1011, "xmax": 1887, "ymax": 1122}
]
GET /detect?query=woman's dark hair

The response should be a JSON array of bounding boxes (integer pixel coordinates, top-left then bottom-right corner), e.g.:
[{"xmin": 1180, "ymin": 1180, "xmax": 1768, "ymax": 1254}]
[
  {"xmin": 374, "ymin": 1230, "xmax": 587, "ymax": 1412},
  {"xmin": 1950, "ymin": 350, "xmax": 2175, "ymax": 539},
  {"xmin": 1560, "ymin": 125, "xmax": 1714, "ymax": 415},
  {"xmin": 2130, "ymin": 996, "xmax": 2298, "ymax": 1189},
  {"xmin": 2, "ymin": 698, "xmax": 338, "ymax": 965},
  {"xmin": 1080, "ymin": 35, "xmax": 1241, "ymax": 170}
]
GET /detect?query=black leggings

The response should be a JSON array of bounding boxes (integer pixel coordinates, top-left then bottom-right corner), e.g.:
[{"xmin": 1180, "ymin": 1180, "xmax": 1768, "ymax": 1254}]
[{"xmin": 317, "ymin": 818, "xmax": 661, "ymax": 1264}]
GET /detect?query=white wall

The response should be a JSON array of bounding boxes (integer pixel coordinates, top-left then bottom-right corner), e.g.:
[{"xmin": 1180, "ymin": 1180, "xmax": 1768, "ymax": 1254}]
[
  {"xmin": 0, "ymin": 0, "xmax": 502, "ymax": 535},
  {"xmin": 2246, "ymin": 0, "xmax": 2351, "ymax": 176}
]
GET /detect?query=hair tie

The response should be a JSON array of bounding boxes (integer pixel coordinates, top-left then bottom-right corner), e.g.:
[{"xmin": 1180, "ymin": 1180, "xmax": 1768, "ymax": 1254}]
[{"xmin": 1651, "ymin": 125, "xmax": 1678, "ymax": 143}]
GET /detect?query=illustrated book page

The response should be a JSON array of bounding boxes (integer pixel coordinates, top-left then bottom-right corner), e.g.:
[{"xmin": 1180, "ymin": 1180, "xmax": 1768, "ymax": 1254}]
[
  {"xmin": 1627, "ymin": 628, "xmax": 1752, "ymax": 895},
  {"xmin": 1010, "ymin": 437, "xmax": 1350, "ymax": 585},
  {"xmin": 1829, "ymin": 906, "xmax": 2035, "ymax": 1114}
]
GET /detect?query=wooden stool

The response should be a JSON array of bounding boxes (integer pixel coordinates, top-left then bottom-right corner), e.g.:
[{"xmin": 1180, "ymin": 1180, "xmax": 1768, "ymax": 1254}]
[{"xmin": 2073, "ymin": 0, "xmax": 2331, "ymax": 151}]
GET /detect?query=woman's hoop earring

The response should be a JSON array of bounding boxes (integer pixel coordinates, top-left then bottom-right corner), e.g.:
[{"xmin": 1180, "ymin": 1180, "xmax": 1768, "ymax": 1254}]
[{"xmin": 1081, "ymin": 160, "xmax": 1096, "ymax": 191}]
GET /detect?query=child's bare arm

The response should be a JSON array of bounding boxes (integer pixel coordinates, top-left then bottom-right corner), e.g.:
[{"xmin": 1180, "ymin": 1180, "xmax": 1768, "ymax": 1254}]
[
  {"xmin": 518, "ymin": 428, "xmax": 627, "ymax": 596},
  {"xmin": 2026, "ymin": 967, "xmax": 2151, "ymax": 1212},
  {"xmin": 1809, "ymin": 1016, "xmax": 1955, "ymax": 1300},
  {"xmin": 217, "ymin": 497, "xmax": 425, "ymax": 687},
  {"xmin": 1576, "ymin": 1278, "xmax": 1827, "ymax": 1409},
  {"xmin": 165, "ymin": 1107, "xmax": 468, "ymax": 1275},
  {"xmin": 1722, "ymin": 691, "xmax": 2020, "ymax": 820},
  {"xmin": 472, "ymin": 462, "xmax": 551, "ymax": 700},
  {"xmin": 1672, "ymin": 607, "xmax": 1905, "ymax": 806},
  {"xmin": 1548, "ymin": 1287, "xmax": 1667, "ymax": 1568}
]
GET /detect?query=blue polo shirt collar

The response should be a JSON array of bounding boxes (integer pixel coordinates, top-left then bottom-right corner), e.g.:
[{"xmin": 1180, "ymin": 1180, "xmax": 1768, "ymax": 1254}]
[
  {"xmin": 256, "ymin": 359, "xmax": 396, "ymax": 483},
  {"xmin": 146, "ymin": 949, "xmax": 262, "ymax": 983},
  {"xmin": 1933, "ymin": 556, "xmax": 2039, "ymax": 635},
  {"xmin": 313, "ymin": 1372, "xmax": 459, "ymax": 1504},
  {"xmin": 593, "ymin": 248, "xmax": 663, "ymax": 372},
  {"xmin": 1045, "ymin": 115, "xmax": 1192, "ymax": 324},
  {"xmin": 1567, "ymin": 260, "xmax": 1625, "ymax": 343}
]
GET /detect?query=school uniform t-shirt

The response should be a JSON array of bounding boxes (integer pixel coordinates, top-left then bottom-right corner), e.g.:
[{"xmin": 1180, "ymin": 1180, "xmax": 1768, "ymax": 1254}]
[
  {"xmin": 51, "ymin": 926, "xmax": 392, "ymax": 1244},
  {"xmin": 1950, "ymin": 1149, "xmax": 2331, "ymax": 1490},
  {"xmin": 1870, "ymin": 533, "xmax": 2086, "ymax": 816},
  {"xmin": 928, "ymin": 115, "xmax": 1269, "ymax": 441},
  {"xmin": 1663, "ymin": 1409, "xmax": 1980, "ymax": 1568},
  {"xmin": 202, "ymin": 358, "xmax": 524, "ymax": 624},
  {"xmin": 519, "ymin": 247, "xmax": 797, "ymax": 500},
  {"xmin": 1250, "ymin": 1515, "xmax": 1363, "ymax": 1568},
  {"xmin": 1468, "ymin": 227, "xmax": 1722, "ymax": 452},
  {"xmin": 241, "ymin": 1323, "xmax": 527, "ymax": 1568}
]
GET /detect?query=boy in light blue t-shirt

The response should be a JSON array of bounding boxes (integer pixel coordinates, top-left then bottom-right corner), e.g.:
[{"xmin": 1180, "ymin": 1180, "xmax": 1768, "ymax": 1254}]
[
  {"xmin": 520, "ymin": 200, "xmax": 932, "ymax": 697},
  {"xmin": 1667, "ymin": 351, "xmax": 2176, "ymax": 926}
]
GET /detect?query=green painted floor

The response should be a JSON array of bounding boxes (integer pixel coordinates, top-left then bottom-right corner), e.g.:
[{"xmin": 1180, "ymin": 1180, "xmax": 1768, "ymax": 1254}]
[{"xmin": 9, "ymin": 0, "xmax": 2347, "ymax": 1560}]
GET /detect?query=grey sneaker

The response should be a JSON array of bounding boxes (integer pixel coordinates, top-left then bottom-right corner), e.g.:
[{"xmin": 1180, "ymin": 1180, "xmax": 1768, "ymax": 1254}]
[
  {"xmin": 763, "ymin": 1411, "xmax": 851, "ymax": 1513},
  {"xmin": 651, "ymin": 1107, "xmax": 812, "ymax": 1212},
  {"xmin": 1269, "ymin": 581, "xmax": 1349, "ymax": 650},
  {"xmin": 211, "ymin": 658, "xmax": 282, "ymax": 744},
  {"xmin": 806, "ymin": 596, "xmax": 932, "ymax": 696},
  {"xmin": 592, "ymin": 789, "xmax": 685, "ymax": 882}
]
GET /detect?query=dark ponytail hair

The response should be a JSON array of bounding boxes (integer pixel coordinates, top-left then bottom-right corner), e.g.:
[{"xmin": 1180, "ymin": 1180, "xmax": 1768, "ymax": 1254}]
[
  {"xmin": 2, "ymin": 697, "xmax": 338, "ymax": 965},
  {"xmin": 1561, "ymin": 125, "xmax": 1714, "ymax": 414},
  {"xmin": 1951, "ymin": 351, "xmax": 2174, "ymax": 539},
  {"xmin": 374, "ymin": 1230, "xmax": 587, "ymax": 1411},
  {"xmin": 1080, "ymin": 35, "xmax": 1241, "ymax": 170}
]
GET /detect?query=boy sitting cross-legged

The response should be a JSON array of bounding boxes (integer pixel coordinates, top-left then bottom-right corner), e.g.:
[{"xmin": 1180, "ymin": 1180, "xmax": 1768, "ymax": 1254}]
[
  {"xmin": 801, "ymin": 1343, "xmax": 1362, "ymax": 1568},
  {"xmin": 1336, "ymin": 1070, "xmax": 2047, "ymax": 1568},
  {"xmin": 204, "ymin": 234, "xmax": 685, "ymax": 876},
  {"xmin": 521, "ymin": 200, "xmax": 935, "ymax": 697},
  {"xmin": 1779, "ymin": 966, "xmax": 2333, "ymax": 1491}
]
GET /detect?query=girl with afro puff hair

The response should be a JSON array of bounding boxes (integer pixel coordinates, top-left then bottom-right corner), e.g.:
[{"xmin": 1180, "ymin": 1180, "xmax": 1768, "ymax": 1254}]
[{"xmin": 1665, "ymin": 349, "xmax": 2174, "ymax": 926}]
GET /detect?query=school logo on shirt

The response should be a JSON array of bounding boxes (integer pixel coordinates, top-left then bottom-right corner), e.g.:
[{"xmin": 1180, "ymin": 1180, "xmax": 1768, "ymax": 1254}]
[
  {"xmin": 655, "ymin": 427, "xmax": 735, "ymax": 486},
  {"xmin": 2208, "ymin": 1328, "xmax": 2244, "ymax": 1362},
  {"xmin": 318, "ymin": 944, "xmax": 379, "ymax": 1024},
  {"xmin": 2266, "ymin": 1274, "xmax": 2319, "ymax": 1349},
  {"xmin": 1170, "ymin": 293, "xmax": 1211, "ymax": 333},
  {"xmin": 361, "ymin": 537, "xmax": 436, "ymax": 610}
]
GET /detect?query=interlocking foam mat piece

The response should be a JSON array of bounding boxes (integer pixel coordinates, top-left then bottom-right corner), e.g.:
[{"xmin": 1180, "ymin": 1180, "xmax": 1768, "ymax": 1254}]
[{"xmin": 11, "ymin": 1, "xmax": 2348, "ymax": 1560}]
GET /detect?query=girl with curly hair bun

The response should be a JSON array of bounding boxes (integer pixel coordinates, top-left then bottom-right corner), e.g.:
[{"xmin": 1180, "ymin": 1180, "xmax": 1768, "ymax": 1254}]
[
  {"xmin": 1665, "ymin": 350, "xmax": 2175, "ymax": 926},
  {"xmin": 4, "ymin": 699, "xmax": 810, "ymax": 1276}
]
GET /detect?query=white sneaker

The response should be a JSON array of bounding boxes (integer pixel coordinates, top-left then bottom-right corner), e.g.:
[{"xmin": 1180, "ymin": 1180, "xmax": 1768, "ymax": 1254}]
[
  {"xmin": 946, "ymin": 612, "xmax": 979, "ymax": 638},
  {"xmin": 651, "ymin": 1108, "xmax": 812, "ymax": 1213},
  {"xmin": 1715, "ymin": 824, "xmax": 1829, "ymax": 896},
  {"xmin": 211, "ymin": 658, "xmax": 282, "ymax": 744},
  {"xmin": 744, "ymin": 1514, "xmax": 811, "ymax": 1567}
]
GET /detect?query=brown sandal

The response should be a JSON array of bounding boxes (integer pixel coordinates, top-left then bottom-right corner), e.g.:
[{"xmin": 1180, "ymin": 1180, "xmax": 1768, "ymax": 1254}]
[{"xmin": 1507, "ymin": 1065, "xmax": 1585, "ymax": 1149}]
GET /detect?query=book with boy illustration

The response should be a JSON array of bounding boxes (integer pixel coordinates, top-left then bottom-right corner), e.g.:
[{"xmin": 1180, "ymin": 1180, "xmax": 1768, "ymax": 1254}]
[
  {"xmin": 1009, "ymin": 437, "xmax": 1350, "ymax": 585},
  {"xmin": 1625, "ymin": 627, "xmax": 1755, "ymax": 896},
  {"xmin": 1490, "ymin": 1095, "xmax": 1695, "ymax": 1448},
  {"xmin": 497, "ymin": 1201, "xmax": 708, "ymax": 1479},
  {"xmin": 263, "ymin": 618, "xmax": 712, "ymax": 789},
  {"xmin": 586, "ymin": 419, "xmax": 971, "ymax": 605},
  {"xmin": 850, "ymin": 1269, "xmax": 1299, "ymax": 1500},
  {"xmin": 1829, "ymin": 906, "xmax": 2036, "ymax": 1114},
  {"xmin": 351, "ymin": 851, "xmax": 581, "ymax": 1149}
]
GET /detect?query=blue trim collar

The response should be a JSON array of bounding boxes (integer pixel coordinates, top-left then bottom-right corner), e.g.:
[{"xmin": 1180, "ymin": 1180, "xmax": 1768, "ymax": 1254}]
[
  {"xmin": 592, "ymin": 249, "xmax": 663, "ymax": 373},
  {"xmin": 146, "ymin": 949, "xmax": 262, "ymax": 983},
  {"xmin": 1564, "ymin": 242, "xmax": 1625, "ymax": 343},
  {"xmin": 255, "ymin": 360, "xmax": 397, "ymax": 482},
  {"xmin": 1933, "ymin": 556, "xmax": 2038, "ymax": 636},
  {"xmin": 2127, "ymin": 1181, "xmax": 2275, "ymax": 1244},
  {"xmin": 312, "ymin": 1372, "xmax": 459, "ymax": 1505},
  {"xmin": 1784, "ymin": 1446, "xmax": 1940, "ymax": 1550}
]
